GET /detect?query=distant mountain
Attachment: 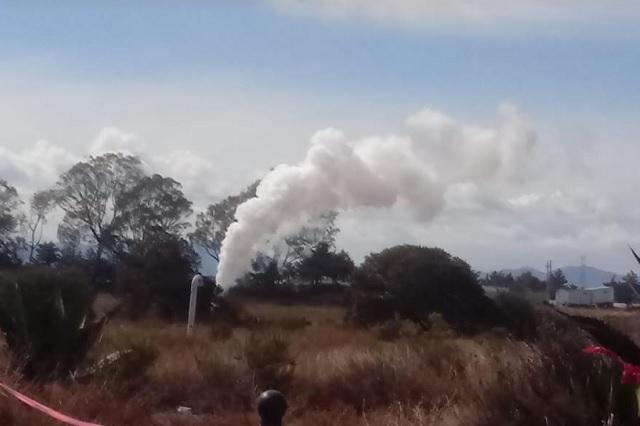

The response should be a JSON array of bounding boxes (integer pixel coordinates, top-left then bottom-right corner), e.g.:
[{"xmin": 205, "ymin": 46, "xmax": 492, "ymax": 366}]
[
  {"xmin": 560, "ymin": 266, "xmax": 618, "ymax": 288},
  {"xmin": 484, "ymin": 265, "xmax": 621, "ymax": 288}
]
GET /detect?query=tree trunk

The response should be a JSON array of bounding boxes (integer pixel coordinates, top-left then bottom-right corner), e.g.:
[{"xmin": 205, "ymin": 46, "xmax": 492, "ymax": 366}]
[{"xmin": 91, "ymin": 243, "xmax": 104, "ymax": 284}]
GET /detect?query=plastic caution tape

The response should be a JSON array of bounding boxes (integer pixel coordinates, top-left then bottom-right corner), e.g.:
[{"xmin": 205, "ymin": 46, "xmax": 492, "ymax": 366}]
[
  {"xmin": 0, "ymin": 381, "xmax": 102, "ymax": 426},
  {"xmin": 584, "ymin": 345, "xmax": 640, "ymax": 385}
]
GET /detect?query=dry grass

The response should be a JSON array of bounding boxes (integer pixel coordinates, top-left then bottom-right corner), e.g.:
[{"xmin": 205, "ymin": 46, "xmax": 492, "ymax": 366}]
[
  {"xmin": 0, "ymin": 302, "xmax": 626, "ymax": 425},
  {"xmin": 559, "ymin": 306, "xmax": 640, "ymax": 345}
]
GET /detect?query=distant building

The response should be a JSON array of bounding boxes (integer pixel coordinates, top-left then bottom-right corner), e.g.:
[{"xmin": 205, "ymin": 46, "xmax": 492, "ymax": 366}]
[{"xmin": 554, "ymin": 286, "xmax": 614, "ymax": 306}]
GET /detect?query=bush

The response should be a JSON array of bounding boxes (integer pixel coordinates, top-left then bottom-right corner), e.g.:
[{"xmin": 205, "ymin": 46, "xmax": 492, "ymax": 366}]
[
  {"xmin": 346, "ymin": 293, "xmax": 396, "ymax": 327},
  {"xmin": 494, "ymin": 292, "xmax": 539, "ymax": 339},
  {"xmin": 91, "ymin": 335, "xmax": 158, "ymax": 391},
  {"xmin": 210, "ymin": 322, "xmax": 234, "ymax": 341},
  {"xmin": 244, "ymin": 333, "xmax": 294, "ymax": 392},
  {"xmin": 270, "ymin": 316, "xmax": 311, "ymax": 332},
  {"xmin": 117, "ymin": 235, "xmax": 203, "ymax": 321},
  {"xmin": 351, "ymin": 245, "xmax": 504, "ymax": 332},
  {"xmin": 375, "ymin": 320, "xmax": 401, "ymax": 341},
  {"xmin": 0, "ymin": 267, "xmax": 100, "ymax": 379}
]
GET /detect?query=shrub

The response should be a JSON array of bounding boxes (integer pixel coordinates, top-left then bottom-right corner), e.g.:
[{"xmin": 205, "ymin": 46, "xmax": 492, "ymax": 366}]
[
  {"xmin": 270, "ymin": 316, "xmax": 311, "ymax": 332},
  {"xmin": 117, "ymin": 235, "xmax": 203, "ymax": 320},
  {"xmin": 346, "ymin": 293, "xmax": 396, "ymax": 327},
  {"xmin": 92, "ymin": 338, "xmax": 158, "ymax": 391},
  {"xmin": 351, "ymin": 245, "xmax": 504, "ymax": 332},
  {"xmin": 375, "ymin": 320, "xmax": 402, "ymax": 341},
  {"xmin": 244, "ymin": 333, "xmax": 294, "ymax": 392},
  {"xmin": 494, "ymin": 292, "xmax": 539, "ymax": 339},
  {"xmin": 210, "ymin": 321, "xmax": 234, "ymax": 341},
  {"xmin": 0, "ymin": 267, "xmax": 100, "ymax": 379}
]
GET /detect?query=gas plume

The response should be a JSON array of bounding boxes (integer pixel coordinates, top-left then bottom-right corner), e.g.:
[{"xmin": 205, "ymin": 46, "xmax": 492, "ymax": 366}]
[{"xmin": 216, "ymin": 104, "xmax": 534, "ymax": 289}]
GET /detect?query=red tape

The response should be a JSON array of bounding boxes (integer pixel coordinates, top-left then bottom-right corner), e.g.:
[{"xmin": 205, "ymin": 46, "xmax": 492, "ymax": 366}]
[
  {"xmin": 0, "ymin": 382, "xmax": 102, "ymax": 426},
  {"xmin": 584, "ymin": 345, "xmax": 640, "ymax": 385}
]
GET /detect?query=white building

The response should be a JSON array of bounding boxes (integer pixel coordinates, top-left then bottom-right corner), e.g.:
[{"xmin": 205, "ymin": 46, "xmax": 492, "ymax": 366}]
[{"xmin": 555, "ymin": 286, "xmax": 614, "ymax": 306}]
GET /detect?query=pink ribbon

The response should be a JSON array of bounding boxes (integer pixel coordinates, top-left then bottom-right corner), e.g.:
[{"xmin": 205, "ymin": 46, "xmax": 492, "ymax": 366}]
[{"xmin": 0, "ymin": 381, "xmax": 102, "ymax": 426}]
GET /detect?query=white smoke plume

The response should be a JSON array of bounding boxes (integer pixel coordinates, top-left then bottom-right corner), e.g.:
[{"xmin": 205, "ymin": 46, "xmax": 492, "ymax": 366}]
[{"xmin": 216, "ymin": 104, "xmax": 535, "ymax": 289}]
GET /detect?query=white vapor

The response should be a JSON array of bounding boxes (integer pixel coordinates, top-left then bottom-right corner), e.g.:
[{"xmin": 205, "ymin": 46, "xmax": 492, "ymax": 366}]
[{"xmin": 215, "ymin": 104, "xmax": 535, "ymax": 289}]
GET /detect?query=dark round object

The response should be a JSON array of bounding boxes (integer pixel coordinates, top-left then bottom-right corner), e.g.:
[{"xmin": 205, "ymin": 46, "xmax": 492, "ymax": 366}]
[{"xmin": 257, "ymin": 389, "xmax": 287, "ymax": 425}]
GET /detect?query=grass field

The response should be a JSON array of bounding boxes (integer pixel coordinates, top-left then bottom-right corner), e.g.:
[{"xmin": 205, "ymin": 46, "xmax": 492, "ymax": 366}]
[{"xmin": 0, "ymin": 300, "xmax": 633, "ymax": 425}]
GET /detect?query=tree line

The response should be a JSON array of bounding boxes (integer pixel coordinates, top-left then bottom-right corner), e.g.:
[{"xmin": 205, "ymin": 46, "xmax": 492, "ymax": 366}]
[{"xmin": 0, "ymin": 152, "xmax": 354, "ymax": 316}]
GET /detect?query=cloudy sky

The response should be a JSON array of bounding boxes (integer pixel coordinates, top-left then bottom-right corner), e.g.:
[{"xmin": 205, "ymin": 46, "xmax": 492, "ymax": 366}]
[{"xmin": 1, "ymin": 1, "xmax": 639, "ymax": 274}]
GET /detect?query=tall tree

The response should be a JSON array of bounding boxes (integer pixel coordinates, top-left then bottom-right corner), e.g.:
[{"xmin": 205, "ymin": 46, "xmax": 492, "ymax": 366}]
[
  {"xmin": 116, "ymin": 173, "xmax": 193, "ymax": 249},
  {"xmin": 622, "ymin": 271, "xmax": 639, "ymax": 287},
  {"xmin": 189, "ymin": 180, "xmax": 258, "ymax": 262},
  {"xmin": 57, "ymin": 215, "xmax": 84, "ymax": 262},
  {"xmin": 277, "ymin": 211, "xmax": 339, "ymax": 277},
  {"xmin": 54, "ymin": 153, "xmax": 145, "ymax": 268},
  {"xmin": 0, "ymin": 180, "xmax": 22, "ymax": 238},
  {"xmin": 298, "ymin": 242, "xmax": 354, "ymax": 285},
  {"xmin": 0, "ymin": 180, "xmax": 24, "ymax": 268},
  {"xmin": 34, "ymin": 242, "xmax": 61, "ymax": 266},
  {"xmin": 481, "ymin": 271, "xmax": 516, "ymax": 289},
  {"xmin": 24, "ymin": 190, "xmax": 55, "ymax": 262},
  {"xmin": 515, "ymin": 271, "xmax": 545, "ymax": 292},
  {"xmin": 548, "ymin": 269, "xmax": 567, "ymax": 298}
]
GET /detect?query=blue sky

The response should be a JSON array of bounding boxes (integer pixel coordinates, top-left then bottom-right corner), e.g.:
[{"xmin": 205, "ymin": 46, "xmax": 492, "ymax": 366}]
[
  {"xmin": 1, "ymin": 1, "xmax": 640, "ymax": 274},
  {"xmin": 1, "ymin": 0, "xmax": 638, "ymax": 114}
]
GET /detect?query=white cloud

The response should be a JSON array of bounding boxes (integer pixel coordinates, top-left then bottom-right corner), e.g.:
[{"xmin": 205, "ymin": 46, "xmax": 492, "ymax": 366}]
[
  {"xmin": 269, "ymin": 0, "xmax": 639, "ymax": 32},
  {"xmin": 90, "ymin": 127, "xmax": 144, "ymax": 157},
  {"xmin": 0, "ymin": 140, "xmax": 78, "ymax": 192},
  {"xmin": 1, "ymin": 65, "xmax": 640, "ymax": 273}
]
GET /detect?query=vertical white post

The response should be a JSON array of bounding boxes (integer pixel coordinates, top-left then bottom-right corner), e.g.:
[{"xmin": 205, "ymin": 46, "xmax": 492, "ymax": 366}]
[{"xmin": 187, "ymin": 274, "xmax": 204, "ymax": 336}]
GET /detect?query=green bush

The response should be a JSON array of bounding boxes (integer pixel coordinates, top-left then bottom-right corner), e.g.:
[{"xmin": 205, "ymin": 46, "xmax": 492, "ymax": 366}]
[
  {"xmin": 0, "ymin": 267, "xmax": 100, "ymax": 379},
  {"xmin": 117, "ymin": 235, "xmax": 202, "ymax": 321},
  {"xmin": 351, "ymin": 245, "xmax": 504, "ymax": 333}
]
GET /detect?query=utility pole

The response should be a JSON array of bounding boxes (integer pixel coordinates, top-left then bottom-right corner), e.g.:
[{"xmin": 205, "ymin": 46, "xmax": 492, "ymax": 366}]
[
  {"xmin": 545, "ymin": 260, "xmax": 553, "ymax": 299},
  {"xmin": 580, "ymin": 256, "xmax": 587, "ymax": 287}
]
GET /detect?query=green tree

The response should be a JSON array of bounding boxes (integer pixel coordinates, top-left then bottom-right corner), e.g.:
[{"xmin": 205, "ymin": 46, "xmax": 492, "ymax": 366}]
[
  {"xmin": 54, "ymin": 153, "xmax": 145, "ymax": 272},
  {"xmin": 352, "ymin": 245, "xmax": 501, "ymax": 332},
  {"xmin": 189, "ymin": 180, "xmax": 258, "ymax": 262},
  {"xmin": 57, "ymin": 215, "xmax": 85, "ymax": 263},
  {"xmin": 481, "ymin": 271, "xmax": 516, "ymax": 288},
  {"xmin": 516, "ymin": 271, "xmax": 545, "ymax": 292},
  {"xmin": 548, "ymin": 268, "xmax": 568, "ymax": 298},
  {"xmin": 118, "ymin": 233, "xmax": 200, "ymax": 319},
  {"xmin": 277, "ymin": 211, "xmax": 339, "ymax": 279},
  {"xmin": 622, "ymin": 271, "xmax": 639, "ymax": 287},
  {"xmin": 0, "ymin": 180, "xmax": 24, "ymax": 268},
  {"xmin": 0, "ymin": 180, "xmax": 23, "ymax": 237},
  {"xmin": 116, "ymin": 173, "xmax": 193, "ymax": 249},
  {"xmin": 0, "ymin": 238, "xmax": 23, "ymax": 269},
  {"xmin": 24, "ymin": 190, "xmax": 55, "ymax": 262},
  {"xmin": 298, "ymin": 242, "xmax": 354, "ymax": 285},
  {"xmin": 34, "ymin": 241, "xmax": 62, "ymax": 266}
]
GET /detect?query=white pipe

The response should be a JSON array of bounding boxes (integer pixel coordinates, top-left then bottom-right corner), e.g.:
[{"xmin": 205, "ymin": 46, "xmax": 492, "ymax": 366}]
[{"xmin": 187, "ymin": 274, "xmax": 204, "ymax": 336}]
